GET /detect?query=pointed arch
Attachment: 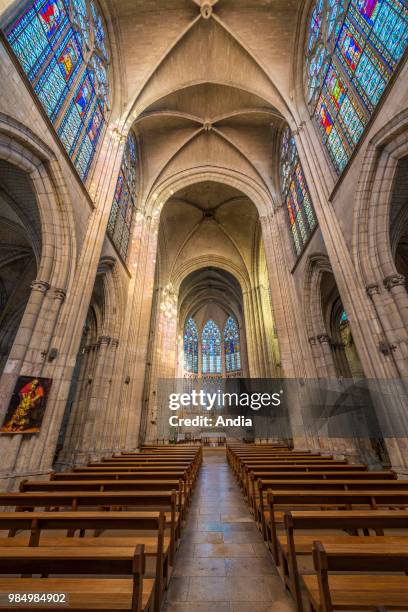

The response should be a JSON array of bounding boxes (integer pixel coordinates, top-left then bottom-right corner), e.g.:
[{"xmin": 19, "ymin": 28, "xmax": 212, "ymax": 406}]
[
  {"xmin": 224, "ymin": 315, "xmax": 241, "ymax": 373},
  {"xmin": 202, "ymin": 319, "xmax": 221, "ymax": 375}
]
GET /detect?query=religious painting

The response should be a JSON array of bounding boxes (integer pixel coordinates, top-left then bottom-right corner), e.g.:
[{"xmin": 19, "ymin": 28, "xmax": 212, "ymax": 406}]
[{"xmin": 0, "ymin": 376, "xmax": 52, "ymax": 434}]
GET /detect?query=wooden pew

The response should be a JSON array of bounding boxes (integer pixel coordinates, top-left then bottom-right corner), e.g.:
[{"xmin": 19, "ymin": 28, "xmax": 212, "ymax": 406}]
[
  {"xmin": 242, "ymin": 464, "xmax": 373, "ymax": 500},
  {"xmin": 281, "ymin": 510, "xmax": 408, "ymax": 612},
  {"xmin": 254, "ymin": 478, "xmax": 408, "ymax": 524},
  {"xmin": 304, "ymin": 540, "xmax": 408, "ymax": 611},
  {"xmin": 20, "ymin": 478, "xmax": 185, "ymax": 512},
  {"xmin": 265, "ymin": 490, "xmax": 408, "ymax": 562},
  {"xmin": 51, "ymin": 470, "xmax": 193, "ymax": 506},
  {"xmin": 0, "ymin": 544, "xmax": 152, "ymax": 611},
  {"xmin": 0, "ymin": 512, "xmax": 165, "ymax": 612},
  {"xmin": 0, "ymin": 491, "xmax": 179, "ymax": 561}
]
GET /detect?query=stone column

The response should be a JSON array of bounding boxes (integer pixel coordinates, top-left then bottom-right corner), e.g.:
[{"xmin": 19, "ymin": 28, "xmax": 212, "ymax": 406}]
[{"xmin": 296, "ymin": 120, "xmax": 408, "ymax": 470}]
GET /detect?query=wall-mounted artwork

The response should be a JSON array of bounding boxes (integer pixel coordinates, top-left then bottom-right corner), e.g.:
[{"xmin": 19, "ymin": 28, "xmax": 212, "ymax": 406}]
[{"xmin": 0, "ymin": 377, "xmax": 52, "ymax": 434}]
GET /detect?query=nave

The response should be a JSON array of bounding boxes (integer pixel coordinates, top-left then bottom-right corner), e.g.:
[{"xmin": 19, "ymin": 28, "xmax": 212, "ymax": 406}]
[
  {"xmin": 0, "ymin": 443, "xmax": 407, "ymax": 610},
  {"xmin": 163, "ymin": 448, "xmax": 294, "ymax": 611}
]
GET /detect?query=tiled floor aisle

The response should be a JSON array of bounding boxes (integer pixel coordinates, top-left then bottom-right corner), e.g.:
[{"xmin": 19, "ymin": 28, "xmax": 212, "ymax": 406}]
[{"xmin": 163, "ymin": 448, "xmax": 296, "ymax": 612}]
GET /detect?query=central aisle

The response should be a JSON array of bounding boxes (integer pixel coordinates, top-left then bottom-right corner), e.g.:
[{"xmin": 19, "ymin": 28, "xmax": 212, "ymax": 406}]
[{"xmin": 164, "ymin": 448, "xmax": 295, "ymax": 611}]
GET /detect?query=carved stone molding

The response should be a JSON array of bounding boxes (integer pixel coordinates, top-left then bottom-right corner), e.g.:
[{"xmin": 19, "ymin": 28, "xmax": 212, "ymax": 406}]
[
  {"xmin": 384, "ymin": 273, "xmax": 406, "ymax": 291},
  {"xmin": 366, "ymin": 283, "xmax": 380, "ymax": 297}
]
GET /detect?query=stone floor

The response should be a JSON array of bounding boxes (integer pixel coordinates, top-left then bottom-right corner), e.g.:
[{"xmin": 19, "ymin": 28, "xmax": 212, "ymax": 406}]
[{"xmin": 163, "ymin": 448, "xmax": 296, "ymax": 612}]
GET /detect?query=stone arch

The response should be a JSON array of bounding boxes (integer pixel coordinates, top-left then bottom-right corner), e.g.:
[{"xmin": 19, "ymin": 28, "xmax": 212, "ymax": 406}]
[
  {"xmin": 353, "ymin": 110, "xmax": 408, "ymax": 287},
  {"xmin": 351, "ymin": 111, "xmax": 408, "ymax": 376},
  {"xmin": 144, "ymin": 166, "xmax": 275, "ymax": 219},
  {"xmin": 0, "ymin": 114, "xmax": 76, "ymax": 291}
]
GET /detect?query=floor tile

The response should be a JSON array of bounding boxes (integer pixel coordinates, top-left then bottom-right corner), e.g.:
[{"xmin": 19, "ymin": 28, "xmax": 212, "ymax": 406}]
[
  {"xmin": 174, "ymin": 557, "xmax": 226, "ymax": 577},
  {"xmin": 225, "ymin": 556, "xmax": 276, "ymax": 576},
  {"xmin": 195, "ymin": 543, "xmax": 257, "ymax": 558},
  {"xmin": 163, "ymin": 449, "xmax": 295, "ymax": 612}
]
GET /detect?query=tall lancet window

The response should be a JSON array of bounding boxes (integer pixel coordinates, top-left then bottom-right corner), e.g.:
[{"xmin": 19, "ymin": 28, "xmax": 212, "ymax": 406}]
[
  {"xmin": 202, "ymin": 320, "xmax": 221, "ymax": 375},
  {"xmin": 280, "ymin": 126, "xmax": 317, "ymax": 256},
  {"xmin": 107, "ymin": 132, "xmax": 137, "ymax": 259},
  {"xmin": 184, "ymin": 317, "xmax": 198, "ymax": 374},
  {"xmin": 5, "ymin": 0, "xmax": 111, "ymax": 182},
  {"xmin": 224, "ymin": 316, "xmax": 241, "ymax": 373},
  {"xmin": 305, "ymin": 0, "xmax": 408, "ymax": 174}
]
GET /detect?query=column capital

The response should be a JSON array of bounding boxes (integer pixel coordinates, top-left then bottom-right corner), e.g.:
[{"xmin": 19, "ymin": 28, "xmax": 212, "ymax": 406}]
[
  {"xmin": 384, "ymin": 273, "xmax": 406, "ymax": 291},
  {"xmin": 51, "ymin": 287, "xmax": 67, "ymax": 301},
  {"xmin": 30, "ymin": 280, "xmax": 50, "ymax": 293},
  {"xmin": 366, "ymin": 283, "xmax": 380, "ymax": 297}
]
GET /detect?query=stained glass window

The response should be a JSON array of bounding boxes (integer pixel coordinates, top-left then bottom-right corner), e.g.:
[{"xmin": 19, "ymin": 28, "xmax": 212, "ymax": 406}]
[
  {"xmin": 5, "ymin": 0, "xmax": 110, "ymax": 182},
  {"xmin": 224, "ymin": 316, "xmax": 241, "ymax": 373},
  {"xmin": 107, "ymin": 132, "xmax": 137, "ymax": 260},
  {"xmin": 184, "ymin": 318, "xmax": 199, "ymax": 374},
  {"xmin": 305, "ymin": 0, "xmax": 408, "ymax": 174},
  {"xmin": 202, "ymin": 320, "xmax": 222, "ymax": 375},
  {"xmin": 280, "ymin": 126, "xmax": 317, "ymax": 256}
]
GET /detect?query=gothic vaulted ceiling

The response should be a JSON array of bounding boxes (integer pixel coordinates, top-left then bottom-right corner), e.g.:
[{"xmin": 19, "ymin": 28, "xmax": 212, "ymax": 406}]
[{"xmin": 108, "ymin": 0, "xmax": 305, "ymax": 206}]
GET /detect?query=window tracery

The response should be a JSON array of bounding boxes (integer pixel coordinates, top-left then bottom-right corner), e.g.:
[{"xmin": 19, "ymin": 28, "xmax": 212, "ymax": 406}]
[
  {"xmin": 107, "ymin": 132, "xmax": 137, "ymax": 259},
  {"xmin": 202, "ymin": 320, "xmax": 222, "ymax": 375},
  {"xmin": 6, "ymin": 0, "xmax": 110, "ymax": 181},
  {"xmin": 280, "ymin": 126, "xmax": 317, "ymax": 256},
  {"xmin": 224, "ymin": 316, "xmax": 241, "ymax": 373},
  {"xmin": 184, "ymin": 317, "xmax": 199, "ymax": 374},
  {"xmin": 305, "ymin": 0, "xmax": 408, "ymax": 173}
]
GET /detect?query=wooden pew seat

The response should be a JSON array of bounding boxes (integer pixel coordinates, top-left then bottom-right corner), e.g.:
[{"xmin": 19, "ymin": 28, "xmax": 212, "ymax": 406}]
[
  {"xmin": 278, "ymin": 533, "xmax": 408, "ymax": 556},
  {"xmin": 0, "ymin": 534, "xmax": 172, "ymax": 556},
  {"xmin": 0, "ymin": 578, "xmax": 155, "ymax": 611},
  {"xmin": 303, "ymin": 541, "xmax": 408, "ymax": 611},
  {"xmin": 0, "ymin": 546, "xmax": 154, "ymax": 611},
  {"xmin": 303, "ymin": 575, "xmax": 408, "ymax": 610}
]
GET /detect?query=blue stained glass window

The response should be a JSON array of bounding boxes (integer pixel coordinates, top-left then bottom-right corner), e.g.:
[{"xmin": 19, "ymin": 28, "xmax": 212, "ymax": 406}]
[
  {"xmin": 5, "ymin": 0, "xmax": 110, "ymax": 184},
  {"xmin": 202, "ymin": 320, "xmax": 222, "ymax": 375},
  {"xmin": 107, "ymin": 132, "xmax": 138, "ymax": 260},
  {"xmin": 224, "ymin": 316, "xmax": 241, "ymax": 373},
  {"xmin": 184, "ymin": 318, "xmax": 199, "ymax": 374},
  {"xmin": 72, "ymin": 0, "xmax": 90, "ymax": 48},
  {"xmin": 280, "ymin": 126, "xmax": 318, "ymax": 256},
  {"xmin": 35, "ymin": 57, "xmax": 68, "ymax": 119},
  {"xmin": 305, "ymin": 0, "xmax": 408, "ymax": 175}
]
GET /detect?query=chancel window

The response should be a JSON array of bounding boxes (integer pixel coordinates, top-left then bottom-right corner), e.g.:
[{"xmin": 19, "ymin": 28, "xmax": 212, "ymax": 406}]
[
  {"xmin": 184, "ymin": 317, "xmax": 199, "ymax": 374},
  {"xmin": 224, "ymin": 316, "xmax": 241, "ymax": 373},
  {"xmin": 305, "ymin": 0, "xmax": 408, "ymax": 174},
  {"xmin": 280, "ymin": 126, "xmax": 317, "ymax": 256},
  {"xmin": 107, "ymin": 132, "xmax": 137, "ymax": 259},
  {"xmin": 202, "ymin": 320, "xmax": 222, "ymax": 375},
  {"xmin": 5, "ymin": 0, "xmax": 110, "ymax": 181}
]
